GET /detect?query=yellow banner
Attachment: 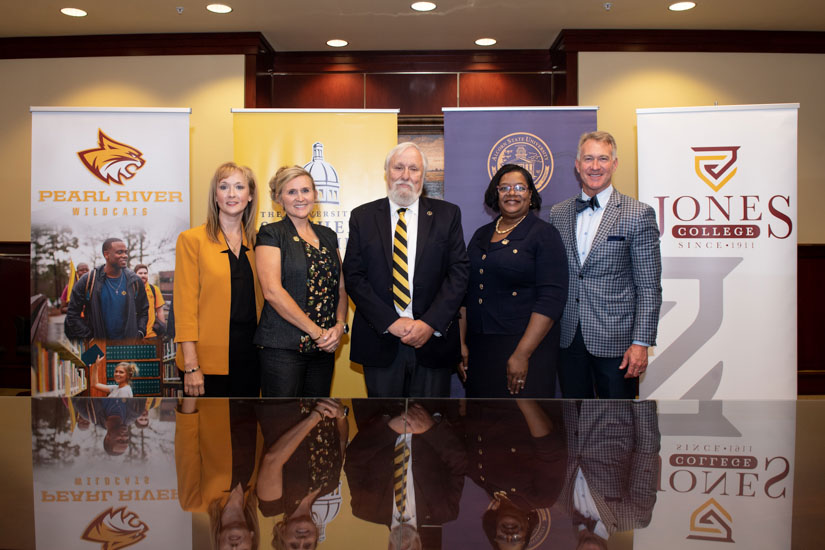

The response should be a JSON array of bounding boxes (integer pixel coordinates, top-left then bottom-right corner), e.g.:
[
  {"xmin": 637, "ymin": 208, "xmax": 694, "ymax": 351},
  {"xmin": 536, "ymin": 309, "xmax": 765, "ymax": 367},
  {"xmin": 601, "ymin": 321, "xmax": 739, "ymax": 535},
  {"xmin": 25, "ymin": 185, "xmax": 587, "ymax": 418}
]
[{"xmin": 233, "ymin": 110, "xmax": 398, "ymax": 397}]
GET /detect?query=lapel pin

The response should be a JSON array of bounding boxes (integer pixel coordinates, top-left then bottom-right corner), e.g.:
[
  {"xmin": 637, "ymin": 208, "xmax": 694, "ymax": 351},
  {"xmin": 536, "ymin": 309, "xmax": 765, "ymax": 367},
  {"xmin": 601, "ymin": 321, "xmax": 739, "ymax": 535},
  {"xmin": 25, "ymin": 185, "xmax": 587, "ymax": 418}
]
[{"xmin": 293, "ymin": 236, "xmax": 300, "ymax": 242}]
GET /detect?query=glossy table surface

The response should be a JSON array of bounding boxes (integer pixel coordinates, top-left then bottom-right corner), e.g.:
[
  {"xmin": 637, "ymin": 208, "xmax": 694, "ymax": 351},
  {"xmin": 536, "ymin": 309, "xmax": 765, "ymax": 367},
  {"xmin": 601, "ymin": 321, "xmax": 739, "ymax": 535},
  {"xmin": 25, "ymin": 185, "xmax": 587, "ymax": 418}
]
[{"xmin": 1, "ymin": 397, "xmax": 822, "ymax": 550}]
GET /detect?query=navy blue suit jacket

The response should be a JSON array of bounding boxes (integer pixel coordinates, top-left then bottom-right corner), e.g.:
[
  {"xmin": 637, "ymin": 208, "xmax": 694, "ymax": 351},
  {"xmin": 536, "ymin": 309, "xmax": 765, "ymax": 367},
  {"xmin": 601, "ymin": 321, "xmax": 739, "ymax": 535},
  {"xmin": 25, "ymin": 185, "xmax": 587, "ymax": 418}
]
[{"xmin": 343, "ymin": 196, "xmax": 469, "ymax": 368}]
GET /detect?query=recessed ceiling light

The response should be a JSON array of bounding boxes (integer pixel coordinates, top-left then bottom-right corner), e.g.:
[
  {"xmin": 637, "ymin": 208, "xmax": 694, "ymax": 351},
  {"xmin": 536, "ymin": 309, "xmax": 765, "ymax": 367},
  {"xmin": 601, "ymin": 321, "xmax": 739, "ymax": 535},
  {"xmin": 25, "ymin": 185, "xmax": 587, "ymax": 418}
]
[
  {"xmin": 411, "ymin": 2, "xmax": 436, "ymax": 11},
  {"xmin": 206, "ymin": 4, "xmax": 233, "ymax": 14},
  {"xmin": 327, "ymin": 39, "xmax": 349, "ymax": 48},
  {"xmin": 60, "ymin": 8, "xmax": 87, "ymax": 17},
  {"xmin": 475, "ymin": 38, "xmax": 497, "ymax": 47},
  {"xmin": 668, "ymin": 2, "xmax": 696, "ymax": 11}
]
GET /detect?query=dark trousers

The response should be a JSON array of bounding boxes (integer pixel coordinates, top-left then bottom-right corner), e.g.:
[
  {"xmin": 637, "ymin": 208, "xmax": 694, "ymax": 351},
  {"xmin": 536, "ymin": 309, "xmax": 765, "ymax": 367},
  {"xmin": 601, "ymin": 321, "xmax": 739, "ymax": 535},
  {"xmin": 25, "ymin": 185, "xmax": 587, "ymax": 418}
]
[
  {"xmin": 363, "ymin": 343, "xmax": 451, "ymax": 398},
  {"xmin": 558, "ymin": 325, "xmax": 638, "ymax": 399},
  {"xmin": 258, "ymin": 347, "xmax": 334, "ymax": 397}
]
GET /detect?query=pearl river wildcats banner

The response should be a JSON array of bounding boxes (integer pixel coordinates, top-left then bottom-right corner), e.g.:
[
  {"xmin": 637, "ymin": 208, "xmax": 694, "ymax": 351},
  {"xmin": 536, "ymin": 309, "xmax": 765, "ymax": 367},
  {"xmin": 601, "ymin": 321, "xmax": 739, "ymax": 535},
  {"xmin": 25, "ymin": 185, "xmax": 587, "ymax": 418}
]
[
  {"xmin": 637, "ymin": 104, "xmax": 798, "ymax": 399},
  {"xmin": 31, "ymin": 398, "xmax": 190, "ymax": 549},
  {"xmin": 232, "ymin": 109, "xmax": 399, "ymax": 397},
  {"xmin": 442, "ymin": 107, "xmax": 597, "ymax": 240},
  {"xmin": 634, "ymin": 400, "xmax": 795, "ymax": 550},
  {"xmin": 30, "ymin": 107, "xmax": 190, "ymax": 348}
]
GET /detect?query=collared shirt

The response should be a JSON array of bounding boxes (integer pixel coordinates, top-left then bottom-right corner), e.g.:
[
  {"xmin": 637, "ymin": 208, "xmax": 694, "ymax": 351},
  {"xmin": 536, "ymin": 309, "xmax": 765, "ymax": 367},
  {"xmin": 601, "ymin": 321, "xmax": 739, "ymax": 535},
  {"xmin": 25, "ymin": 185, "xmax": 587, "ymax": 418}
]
[
  {"xmin": 575, "ymin": 185, "xmax": 614, "ymax": 264},
  {"xmin": 389, "ymin": 197, "xmax": 419, "ymax": 319},
  {"xmin": 391, "ymin": 432, "xmax": 418, "ymax": 529},
  {"xmin": 572, "ymin": 467, "xmax": 609, "ymax": 540}
]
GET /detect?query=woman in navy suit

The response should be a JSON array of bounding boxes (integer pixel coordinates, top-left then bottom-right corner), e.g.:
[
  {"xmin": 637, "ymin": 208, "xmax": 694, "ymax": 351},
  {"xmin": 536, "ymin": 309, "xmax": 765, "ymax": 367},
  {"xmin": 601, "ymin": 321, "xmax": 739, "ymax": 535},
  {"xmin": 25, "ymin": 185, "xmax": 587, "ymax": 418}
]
[{"xmin": 459, "ymin": 164, "xmax": 568, "ymax": 397}]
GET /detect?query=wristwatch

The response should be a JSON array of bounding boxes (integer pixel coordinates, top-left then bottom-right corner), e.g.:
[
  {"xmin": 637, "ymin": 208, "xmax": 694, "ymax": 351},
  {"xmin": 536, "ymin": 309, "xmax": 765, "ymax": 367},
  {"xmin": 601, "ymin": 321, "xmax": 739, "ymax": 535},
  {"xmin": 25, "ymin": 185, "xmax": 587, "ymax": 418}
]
[{"xmin": 337, "ymin": 320, "xmax": 349, "ymax": 334}]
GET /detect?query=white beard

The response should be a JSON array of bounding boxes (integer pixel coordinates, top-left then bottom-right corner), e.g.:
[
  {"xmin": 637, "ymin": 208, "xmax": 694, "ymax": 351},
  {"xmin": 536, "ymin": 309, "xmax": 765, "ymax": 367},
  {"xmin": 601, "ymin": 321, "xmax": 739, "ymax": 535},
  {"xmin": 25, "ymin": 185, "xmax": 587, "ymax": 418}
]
[{"xmin": 387, "ymin": 178, "xmax": 421, "ymax": 207}]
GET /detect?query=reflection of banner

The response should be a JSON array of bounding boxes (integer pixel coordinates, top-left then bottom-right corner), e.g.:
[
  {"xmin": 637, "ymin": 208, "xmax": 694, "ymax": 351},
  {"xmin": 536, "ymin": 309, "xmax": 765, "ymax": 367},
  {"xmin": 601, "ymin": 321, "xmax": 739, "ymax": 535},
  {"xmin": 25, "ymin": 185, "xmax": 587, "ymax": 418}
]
[
  {"xmin": 634, "ymin": 401, "xmax": 795, "ymax": 549},
  {"xmin": 443, "ymin": 107, "xmax": 597, "ymax": 240},
  {"xmin": 637, "ymin": 105, "xmax": 798, "ymax": 399},
  {"xmin": 32, "ymin": 399, "xmax": 189, "ymax": 548},
  {"xmin": 232, "ymin": 109, "xmax": 398, "ymax": 397}
]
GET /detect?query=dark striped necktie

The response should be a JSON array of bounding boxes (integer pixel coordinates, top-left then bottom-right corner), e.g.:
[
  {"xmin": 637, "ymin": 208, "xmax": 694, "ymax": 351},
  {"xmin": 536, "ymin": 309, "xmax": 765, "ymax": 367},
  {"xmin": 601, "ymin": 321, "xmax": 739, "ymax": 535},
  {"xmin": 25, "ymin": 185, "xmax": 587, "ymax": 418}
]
[
  {"xmin": 393, "ymin": 438, "xmax": 411, "ymax": 517},
  {"xmin": 393, "ymin": 208, "xmax": 411, "ymax": 310}
]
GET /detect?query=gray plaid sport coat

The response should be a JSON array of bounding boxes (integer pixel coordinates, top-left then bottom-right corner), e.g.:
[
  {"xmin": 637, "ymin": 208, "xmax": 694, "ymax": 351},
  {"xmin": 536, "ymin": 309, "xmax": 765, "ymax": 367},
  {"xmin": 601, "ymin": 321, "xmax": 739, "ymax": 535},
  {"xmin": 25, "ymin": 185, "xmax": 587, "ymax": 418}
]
[
  {"xmin": 548, "ymin": 189, "xmax": 662, "ymax": 357},
  {"xmin": 559, "ymin": 400, "xmax": 661, "ymax": 535}
]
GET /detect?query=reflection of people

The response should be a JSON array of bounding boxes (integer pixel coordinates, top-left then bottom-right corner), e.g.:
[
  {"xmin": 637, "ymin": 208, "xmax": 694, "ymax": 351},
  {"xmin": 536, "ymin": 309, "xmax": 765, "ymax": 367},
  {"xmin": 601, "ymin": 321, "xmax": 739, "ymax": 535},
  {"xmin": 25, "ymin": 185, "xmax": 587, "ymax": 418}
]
[
  {"xmin": 174, "ymin": 162, "xmax": 264, "ymax": 397},
  {"xmin": 60, "ymin": 262, "xmax": 89, "ymax": 313},
  {"xmin": 135, "ymin": 264, "xmax": 166, "ymax": 338},
  {"xmin": 255, "ymin": 166, "xmax": 348, "ymax": 397},
  {"xmin": 459, "ymin": 165, "xmax": 568, "ymax": 397},
  {"xmin": 76, "ymin": 398, "xmax": 146, "ymax": 456},
  {"xmin": 461, "ymin": 400, "xmax": 567, "ymax": 549},
  {"xmin": 175, "ymin": 398, "xmax": 261, "ymax": 550},
  {"xmin": 343, "ymin": 142, "xmax": 469, "ymax": 397},
  {"xmin": 559, "ymin": 400, "xmax": 660, "ymax": 539},
  {"xmin": 345, "ymin": 400, "xmax": 466, "ymax": 544},
  {"xmin": 549, "ymin": 131, "xmax": 662, "ymax": 398},
  {"xmin": 65, "ymin": 239, "xmax": 149, "ymax": 340},
  {"xmin": 94, "ymin": 361, "xmax": 137, "ymax": 398},
  {"xmin": 256, "ymin": 399, "xmax": 348, "ymax": 550}
]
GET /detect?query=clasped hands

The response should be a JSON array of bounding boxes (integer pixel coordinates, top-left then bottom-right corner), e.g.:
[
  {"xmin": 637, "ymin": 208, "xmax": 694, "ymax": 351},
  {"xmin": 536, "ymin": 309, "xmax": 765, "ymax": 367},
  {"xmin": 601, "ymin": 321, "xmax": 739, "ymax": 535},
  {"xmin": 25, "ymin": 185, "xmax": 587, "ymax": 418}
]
[
  {"xmin": 313, "ymin": 323, "xmax": 345, "ymax": 353},
  {"xmin": 388, "ymin": 317, "xmax": 434, "ymax": 348},
  {"xmin": 388, "ymin": 403, "xmax": 435, "ymax": 434}
]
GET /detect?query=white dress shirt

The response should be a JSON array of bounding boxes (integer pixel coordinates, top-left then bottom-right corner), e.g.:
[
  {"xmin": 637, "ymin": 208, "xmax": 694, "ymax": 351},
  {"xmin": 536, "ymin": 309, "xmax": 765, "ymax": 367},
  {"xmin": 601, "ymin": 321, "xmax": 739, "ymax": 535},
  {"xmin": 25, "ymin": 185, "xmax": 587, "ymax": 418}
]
[{"xmin": 575, "ymin": 185, "xmax": 614, "ymax": 264}]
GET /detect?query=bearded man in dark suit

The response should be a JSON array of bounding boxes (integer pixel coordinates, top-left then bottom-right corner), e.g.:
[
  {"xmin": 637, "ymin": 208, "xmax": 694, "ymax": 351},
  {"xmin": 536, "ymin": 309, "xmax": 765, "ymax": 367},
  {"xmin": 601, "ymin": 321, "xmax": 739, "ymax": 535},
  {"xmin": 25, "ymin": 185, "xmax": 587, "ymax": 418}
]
[{"xmin": 343, "ymin": 142, "xmax": 469, "ymax": 397}]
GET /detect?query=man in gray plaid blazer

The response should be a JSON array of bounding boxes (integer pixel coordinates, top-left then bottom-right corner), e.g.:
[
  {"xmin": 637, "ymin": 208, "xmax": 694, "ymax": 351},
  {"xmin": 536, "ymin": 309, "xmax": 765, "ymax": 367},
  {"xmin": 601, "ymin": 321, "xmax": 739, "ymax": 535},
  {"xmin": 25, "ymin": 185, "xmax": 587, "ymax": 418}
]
[
  {"xmin": 548, "ymin": 131, "xmax": 662, "ymax": 398},
  {"xmin": 559, "ymin": 400, "xmax": 660, "ymax": 537}
]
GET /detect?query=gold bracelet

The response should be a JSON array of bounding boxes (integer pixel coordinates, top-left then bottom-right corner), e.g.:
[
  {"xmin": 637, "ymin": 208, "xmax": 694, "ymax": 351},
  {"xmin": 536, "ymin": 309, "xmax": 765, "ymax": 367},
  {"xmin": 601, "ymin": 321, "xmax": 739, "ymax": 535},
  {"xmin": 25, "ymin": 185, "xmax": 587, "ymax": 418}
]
[{"xmin": 184, "ymin": 366, "xmax": 200, "ymax": 374}]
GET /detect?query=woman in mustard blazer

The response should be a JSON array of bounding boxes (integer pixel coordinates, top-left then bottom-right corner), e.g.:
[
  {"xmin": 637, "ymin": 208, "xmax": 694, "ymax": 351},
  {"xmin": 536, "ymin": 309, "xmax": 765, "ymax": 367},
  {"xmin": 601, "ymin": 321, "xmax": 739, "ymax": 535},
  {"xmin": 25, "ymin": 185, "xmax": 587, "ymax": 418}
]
[{"xmin": 174, "ymin": 162, "xmax": 264, "ymax": 397}]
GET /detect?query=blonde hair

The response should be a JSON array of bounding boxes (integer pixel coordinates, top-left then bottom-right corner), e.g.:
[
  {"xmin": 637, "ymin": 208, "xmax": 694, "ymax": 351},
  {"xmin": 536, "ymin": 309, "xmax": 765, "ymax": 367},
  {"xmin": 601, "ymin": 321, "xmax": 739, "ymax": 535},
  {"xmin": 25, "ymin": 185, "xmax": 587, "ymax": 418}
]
[
  {"xmin": 271, "ymin": 517, "xmax": 319, "ymax": 550},
  {"xmin": 206, "ymin": 162, "xmax": 259, "ymax": 247},
  {"xmin": 116, "ymin": 362, "xmax": 138, "ymax": 384},
  {"xmin": 208, "ymin": 491, "xmax": 260, "ymax": 550},
  {"xmin": 269, "ymin": 165, "xmax": 316, "ymax": 202},
  {"xmin": 576, "ymin": 131, "xmax": 618, "ymax": 160}
]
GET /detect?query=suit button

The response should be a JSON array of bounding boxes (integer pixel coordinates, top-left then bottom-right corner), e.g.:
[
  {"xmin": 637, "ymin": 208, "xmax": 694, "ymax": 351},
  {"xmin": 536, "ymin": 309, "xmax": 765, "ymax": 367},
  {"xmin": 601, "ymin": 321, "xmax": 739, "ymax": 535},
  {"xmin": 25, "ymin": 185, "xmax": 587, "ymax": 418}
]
[
  {"xmin": 479, "ymin": 268, "xmax": 484, "ymax": 274},
  {"xmin": 479, "ymin": 284, "xmax": 484, "ymax": 290},
  {"xmin": 480, "ymin": 475, "xmax": 485, "ymax": 481},
  {"xmin": 510, "ymin": 488, "xmax": 516, "ymax": 493},
  {"xmin": 478, "ymin": 449, "xmax": 483, "ymax": 455},
  {"xmin": 512, "ymin": 249, "xmax": 518, "ymax": 254},
  {"xmin": 512, "ymin": 291, "xmax": 517, "ymax": 296},
  {"xmin": 481, "ymin": 254, "xmax": 487, "ymax": 260},
  {"xmin": 579, "ymin": 274, "xmax": 583, "ymax": 279},
  {"xmin": 478, "ymin": 463, "xmax": 483, "ymax": 469},
  {"xmin": 575, "ymin": 298, "xmax": 579, "ymax": 303},
  {"xmin": 511, "ymin": 448, "xmax": 516, "ymax": 453},
  {"xmin": 478, "ymin": 298, "xmax": 483, "ymax": 304},
  {"xmin": 477, "ymin": 435, "xmax": 482, "ymax": 442}
]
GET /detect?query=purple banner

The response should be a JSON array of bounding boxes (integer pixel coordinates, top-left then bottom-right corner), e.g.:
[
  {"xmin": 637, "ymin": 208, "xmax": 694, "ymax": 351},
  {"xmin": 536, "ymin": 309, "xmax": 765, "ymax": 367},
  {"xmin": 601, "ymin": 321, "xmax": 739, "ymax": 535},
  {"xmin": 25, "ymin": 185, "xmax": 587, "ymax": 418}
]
[{"xmin": 443, "ymin": 108, "xmax": 597, "ymax": 242}]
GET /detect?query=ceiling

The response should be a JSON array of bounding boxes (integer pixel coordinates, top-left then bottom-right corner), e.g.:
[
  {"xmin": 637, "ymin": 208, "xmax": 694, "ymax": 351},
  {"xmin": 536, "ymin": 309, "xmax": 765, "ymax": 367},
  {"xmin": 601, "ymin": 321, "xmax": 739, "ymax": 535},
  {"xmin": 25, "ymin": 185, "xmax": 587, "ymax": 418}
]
[{"xmin": 2, "ymin": 0, "xmax": 825, "ymax": 52}]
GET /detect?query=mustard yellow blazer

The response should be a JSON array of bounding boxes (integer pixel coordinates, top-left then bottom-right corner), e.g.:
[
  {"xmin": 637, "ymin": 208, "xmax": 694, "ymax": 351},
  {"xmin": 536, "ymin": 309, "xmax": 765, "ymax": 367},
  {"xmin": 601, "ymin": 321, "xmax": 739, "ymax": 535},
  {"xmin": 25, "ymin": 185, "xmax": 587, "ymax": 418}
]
[{"xmin": 174, "ymin": 224, "xmax": 263, "ymax": 375}]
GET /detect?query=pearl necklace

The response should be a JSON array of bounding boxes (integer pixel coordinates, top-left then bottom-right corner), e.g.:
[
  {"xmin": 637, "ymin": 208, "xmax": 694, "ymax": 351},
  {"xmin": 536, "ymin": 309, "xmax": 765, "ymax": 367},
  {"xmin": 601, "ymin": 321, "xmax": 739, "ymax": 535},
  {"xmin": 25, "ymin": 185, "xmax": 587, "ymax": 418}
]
[{"xmin": 495, "ymin": 214, "xmax": 527, "ymax": 234}]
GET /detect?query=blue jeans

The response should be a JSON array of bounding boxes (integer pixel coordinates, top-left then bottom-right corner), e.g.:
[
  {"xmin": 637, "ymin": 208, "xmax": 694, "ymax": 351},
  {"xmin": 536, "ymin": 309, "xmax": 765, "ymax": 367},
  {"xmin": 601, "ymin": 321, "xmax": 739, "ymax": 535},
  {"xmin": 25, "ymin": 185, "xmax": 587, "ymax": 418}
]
[{"xmin": 258, "ymin": 347, "xmax": 334, "ymax": 397}]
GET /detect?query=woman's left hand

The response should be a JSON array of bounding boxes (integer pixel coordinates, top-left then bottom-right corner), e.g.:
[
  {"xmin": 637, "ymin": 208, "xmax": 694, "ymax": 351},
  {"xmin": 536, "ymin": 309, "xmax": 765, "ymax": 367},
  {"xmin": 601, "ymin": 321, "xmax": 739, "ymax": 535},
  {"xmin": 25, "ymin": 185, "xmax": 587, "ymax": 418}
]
[
  {"xmin": 317, "ymin": 323, "xmax": 344, "ymax": 353},
  {"xmin": 506, "ymin": 353, "xmax": 529, "ymax": 395}
]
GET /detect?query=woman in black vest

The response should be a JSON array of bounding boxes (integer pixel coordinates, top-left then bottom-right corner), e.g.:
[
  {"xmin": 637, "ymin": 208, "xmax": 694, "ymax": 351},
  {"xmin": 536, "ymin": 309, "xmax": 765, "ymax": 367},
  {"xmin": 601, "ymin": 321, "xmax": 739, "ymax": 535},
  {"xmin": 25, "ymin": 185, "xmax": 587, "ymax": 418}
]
[{"xmin": 255, "ymin": 166, "xmax": 348, "ymax": 397}]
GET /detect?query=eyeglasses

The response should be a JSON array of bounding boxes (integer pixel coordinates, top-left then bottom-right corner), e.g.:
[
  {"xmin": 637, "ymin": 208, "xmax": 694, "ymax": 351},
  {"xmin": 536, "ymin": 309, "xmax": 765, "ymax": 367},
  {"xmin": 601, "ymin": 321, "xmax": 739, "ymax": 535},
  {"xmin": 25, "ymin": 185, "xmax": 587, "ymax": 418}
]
[
  {"xmin": 494, "ymin": 533, "xmax": 524, "ymax": 542},
  {"xmin": 497, "ymin": 184, "xmax": 528, "ymax": 194}
]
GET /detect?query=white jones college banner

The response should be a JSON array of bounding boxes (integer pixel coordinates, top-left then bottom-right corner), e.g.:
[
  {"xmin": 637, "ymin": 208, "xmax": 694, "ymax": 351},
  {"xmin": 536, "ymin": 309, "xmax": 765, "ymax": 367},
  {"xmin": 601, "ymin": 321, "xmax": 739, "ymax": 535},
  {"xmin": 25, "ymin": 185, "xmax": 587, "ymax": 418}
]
[
  {"xmin": 637, "ymin": 104, "xmax": 798, "ymax": 399},
  {"xmin": 634, "ymin": 400, "xmax": 795, "ymax": 549}
]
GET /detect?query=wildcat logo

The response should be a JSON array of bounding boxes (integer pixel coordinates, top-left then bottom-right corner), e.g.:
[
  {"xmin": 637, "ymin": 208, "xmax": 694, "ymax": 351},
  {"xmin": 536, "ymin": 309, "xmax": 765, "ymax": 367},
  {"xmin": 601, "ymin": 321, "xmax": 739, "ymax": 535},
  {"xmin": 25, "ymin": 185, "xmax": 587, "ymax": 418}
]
[
  {"xmin": 78, "ymin": 130, "xmax": 146, "ymax": 185},
  {"xmin": 691, "ymin": 146, "xmax": 740, "ymax": 192},
  {"xmin": 686, "ymin": 498, "xmax": 734, "ymax": 543},
  {"xmin": 81, "ymin": 506, "xmax": 149, "ymax": 549}
]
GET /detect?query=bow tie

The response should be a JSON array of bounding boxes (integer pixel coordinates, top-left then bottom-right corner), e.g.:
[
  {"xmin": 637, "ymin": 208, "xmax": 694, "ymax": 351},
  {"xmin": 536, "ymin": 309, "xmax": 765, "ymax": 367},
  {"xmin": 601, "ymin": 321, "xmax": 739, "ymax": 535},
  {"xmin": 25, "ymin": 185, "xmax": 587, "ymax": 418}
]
[{"xmin": 576, "ymin": 196, "xmax": 600, "ymax": 213}]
